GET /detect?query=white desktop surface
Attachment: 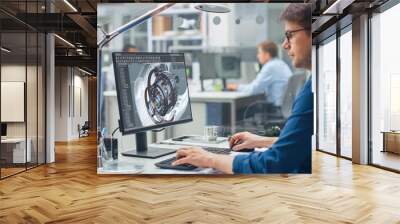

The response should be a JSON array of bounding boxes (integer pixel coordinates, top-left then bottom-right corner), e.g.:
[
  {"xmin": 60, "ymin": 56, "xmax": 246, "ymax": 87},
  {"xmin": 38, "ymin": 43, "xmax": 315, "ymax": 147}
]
[
  {"xmin": 189, "ymin": 91, "xmax": 264, "ymax": 102},
  {"xmin": 105, "ymin": 90, "xmax": 262, "ymax": 100},
  {"xmin": 97, "ymin": 137, "xmax": 261, "ymax": 175},
  {"xmin": 1, "ymin": 137, "xmax": 32, "ymax": 163}
]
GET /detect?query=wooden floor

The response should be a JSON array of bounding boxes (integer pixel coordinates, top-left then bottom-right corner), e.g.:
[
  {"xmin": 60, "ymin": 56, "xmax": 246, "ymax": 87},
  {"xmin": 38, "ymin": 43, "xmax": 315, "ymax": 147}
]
[
  {"xmin": 1, "ymin": 136, "xmax": 400, "ymax": 223},
  {"xmin": 372, "ymin": 150, "xmax": 400, "ymax": 171},
  {"xmin": 1, "ymin": 167, "xmax": 25, "ymax": 178}
]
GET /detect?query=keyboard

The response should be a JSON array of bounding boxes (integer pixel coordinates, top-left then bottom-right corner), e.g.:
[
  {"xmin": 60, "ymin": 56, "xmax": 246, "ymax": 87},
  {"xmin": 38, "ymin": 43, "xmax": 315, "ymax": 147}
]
[
  {"xmin": 155, "ymin": 147, "xmax": 231, "ymax": 171},
  {"xmin": 203, "ymin": 146, "xmax": 231, "ymax": 154}
]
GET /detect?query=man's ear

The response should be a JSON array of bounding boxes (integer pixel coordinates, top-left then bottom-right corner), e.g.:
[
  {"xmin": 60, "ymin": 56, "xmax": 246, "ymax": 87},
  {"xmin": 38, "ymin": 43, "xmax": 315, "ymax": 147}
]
[{"xmin": 266, "ymin": 52, "xmax": 272, "ymax": 60}]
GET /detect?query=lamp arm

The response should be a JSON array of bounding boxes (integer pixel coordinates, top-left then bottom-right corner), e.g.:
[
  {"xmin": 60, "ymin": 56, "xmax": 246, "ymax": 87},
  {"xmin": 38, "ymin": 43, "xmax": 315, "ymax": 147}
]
[
  {"xmin": 97, "ymin": 3, "xmax": 175, "ymax": 49},
  {"xmin": 96, "ymin": 3, "xmax": 175, "ymax": 167}
]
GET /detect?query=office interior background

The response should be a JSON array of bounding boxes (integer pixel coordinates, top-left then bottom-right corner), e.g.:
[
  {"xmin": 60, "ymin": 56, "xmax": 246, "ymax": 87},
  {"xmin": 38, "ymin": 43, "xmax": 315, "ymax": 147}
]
[
  {"xmin": 1, "ymin": 1, "xmax": 400, "ymax": 177},
  {"xmin": 0, "ymin": 0, "xmax": 400, "ymax": 222}
]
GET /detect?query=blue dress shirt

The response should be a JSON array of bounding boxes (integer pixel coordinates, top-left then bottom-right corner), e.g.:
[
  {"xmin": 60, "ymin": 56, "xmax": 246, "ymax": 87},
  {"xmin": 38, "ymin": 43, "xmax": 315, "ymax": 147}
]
[
  {"xmin": 237, "ymin": 58, "xmax": 292, "ymax": 107},
  {"xmin": 233, "ymin": 78, "xmax": 313, "ymax": 174}
]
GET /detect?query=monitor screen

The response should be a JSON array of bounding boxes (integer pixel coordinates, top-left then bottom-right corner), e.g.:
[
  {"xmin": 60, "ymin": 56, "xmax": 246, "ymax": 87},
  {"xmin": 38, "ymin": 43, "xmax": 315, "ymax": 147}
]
[
  {"xmin": 112, "ymin": 52, "xmax": 193, "ymax": 135},
  {"xmin": 198, "ymin": 53, "xmax": 218, "ymax": 80},
  {"xmin": 198, "ymin": 53, "xmax": 241, "ymax": 80},
  {"xmin": 218, "ymin": 54, "xmax": 241, "ymax": 79}
]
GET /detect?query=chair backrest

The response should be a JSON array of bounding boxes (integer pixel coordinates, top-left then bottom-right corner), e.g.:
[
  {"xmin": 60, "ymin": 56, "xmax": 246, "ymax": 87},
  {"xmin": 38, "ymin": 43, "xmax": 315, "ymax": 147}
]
[
  {"xmin": 281, "ymin": 71, "xmax": 308, "ymax": 119},
  {"xmin": 82, "ymin": 121, "xmax": 90, "ymax": 129}
]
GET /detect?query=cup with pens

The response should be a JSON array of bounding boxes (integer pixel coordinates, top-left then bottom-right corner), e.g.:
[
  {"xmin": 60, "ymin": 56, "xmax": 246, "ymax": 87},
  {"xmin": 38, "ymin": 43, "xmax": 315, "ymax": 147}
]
[{"xmin": 204, "ymin": 125, "xmax": 219, "ymax": 142}]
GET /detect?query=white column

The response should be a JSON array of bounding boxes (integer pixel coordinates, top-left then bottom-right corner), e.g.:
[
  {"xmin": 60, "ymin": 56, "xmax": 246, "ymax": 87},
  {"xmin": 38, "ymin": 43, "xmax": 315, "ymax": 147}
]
[
  {"xmin": 352, "ymin": 14, "xmax": 369, "ymax": 164},
  {"xmin": 46, "ymin": 33, "xmax": 55, "ymax": 163}
]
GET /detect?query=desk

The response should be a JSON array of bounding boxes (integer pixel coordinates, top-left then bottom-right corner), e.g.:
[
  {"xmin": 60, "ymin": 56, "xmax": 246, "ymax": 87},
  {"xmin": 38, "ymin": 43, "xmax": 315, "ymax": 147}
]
[
  {"xmin": 97, "ymin": 137, "xmax": 260, "ymax": 174},
  {"xmin": 1, "ymin": 138, "xmax": 31, "ymax": 164},
  {"xmin": 382, "ymin": 131, "xmax": 400, "ymax": 154},
  {"xmin": 189, "ymin": 91, "xmax": 265, "ymax": 133},
  {"xmin": 104, "ymin": 90, "xmax": 265, "ymax": 141}
]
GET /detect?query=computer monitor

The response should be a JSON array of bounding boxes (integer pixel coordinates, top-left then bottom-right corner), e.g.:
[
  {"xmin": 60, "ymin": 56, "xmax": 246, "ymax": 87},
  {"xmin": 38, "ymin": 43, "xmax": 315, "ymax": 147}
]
[
  {"xmin": 112, "ymin": 52, "xmax": 193, "ymax": 158},
  {"xmin": 198, "ymin": 53, "xmax": 218, "ymax": 80},
  {"xmin": 1, "ymin": 123, "xmax": 7, "ymax": 138},
  {"xmin": 198, "ymin": 53, "xmax": 241, "ymax": 90},
  {"xmin": 218, "ymin": 54, "xmax": 241, "ymax": 79}
]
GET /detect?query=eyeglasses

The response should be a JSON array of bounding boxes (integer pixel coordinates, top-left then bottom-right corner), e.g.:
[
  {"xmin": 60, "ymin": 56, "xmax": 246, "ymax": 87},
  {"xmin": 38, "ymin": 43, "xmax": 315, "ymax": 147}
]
[{"xmin": 284, "ymin": 28, "xmax": 307, "ymax": 44}]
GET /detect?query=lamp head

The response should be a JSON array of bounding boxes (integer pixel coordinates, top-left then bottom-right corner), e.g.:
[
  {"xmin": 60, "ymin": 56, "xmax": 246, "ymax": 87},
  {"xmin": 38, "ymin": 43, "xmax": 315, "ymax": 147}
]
[{"xmin": 194, "ymin": 4, "xmax": 231, "ymax": 13}]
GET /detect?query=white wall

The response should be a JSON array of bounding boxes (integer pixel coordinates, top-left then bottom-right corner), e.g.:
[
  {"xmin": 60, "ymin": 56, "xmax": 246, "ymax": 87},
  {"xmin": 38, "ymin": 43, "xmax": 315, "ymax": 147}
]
[
  {"xmin": 55, "ymin": 67, "xmax": 68, "ymax": 141},
  {"xmin": 55, "ymin": 67, "xmax": 89, "ymax": 141},
  {"xmin": 207, "ymin": 4, "xmax": 269, "ymax": 48},
  {"xmin": 1, "ymin": 63, "xmax": 46, "ymax": 163},
  {"xmin": 1, "ymin": 65, "xmax": 29, "ymax": 138}
]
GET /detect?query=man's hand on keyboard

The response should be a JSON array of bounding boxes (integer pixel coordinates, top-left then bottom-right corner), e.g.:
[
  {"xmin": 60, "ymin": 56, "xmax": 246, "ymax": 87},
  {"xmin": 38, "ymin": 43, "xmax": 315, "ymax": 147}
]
[
  {"xmin": 229, "ymin": 132, "xmax": 277, "ymax": 151},
  {"xmin": 172, "ymin": 146, "xmax": 215, "ymax": 168}
]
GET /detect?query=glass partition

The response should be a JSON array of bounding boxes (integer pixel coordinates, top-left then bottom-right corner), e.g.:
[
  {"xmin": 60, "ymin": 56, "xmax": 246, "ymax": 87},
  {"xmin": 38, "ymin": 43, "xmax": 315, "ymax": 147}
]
[
  {"xmin": 38, "ymin": 32, "xmax": 46, "ymax": 165},
  {"xmin": 317, "ymin": 36, "xmax": 337, "ymax": 155},
  {"xmin": 1, "ymin": 31, "xmax": 28, "ymax": 177},
  {"xmin": 27, "ymin": 30, "xmax": 38, "ymax": 169},
  {"xmin": 339, "ymin": 28, "xmax": 352, "ymax": 158},
  {"xmin": 0, "ymin": 1, "xmax": 46, "ymax": 179},
  {"xmin": 370, "ymin": 3, "xmax": 400, "ymax": 171}
]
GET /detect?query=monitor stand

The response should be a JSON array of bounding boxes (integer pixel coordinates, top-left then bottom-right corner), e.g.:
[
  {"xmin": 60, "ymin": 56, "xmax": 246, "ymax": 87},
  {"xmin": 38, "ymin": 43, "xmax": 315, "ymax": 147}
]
[
  {"xmin": 121, "ymin": 132, "xmax": 176, "ymax": 159},
  {"xmin": 222, "ymin": 78, "xmax": 227, "ymax": 91}
]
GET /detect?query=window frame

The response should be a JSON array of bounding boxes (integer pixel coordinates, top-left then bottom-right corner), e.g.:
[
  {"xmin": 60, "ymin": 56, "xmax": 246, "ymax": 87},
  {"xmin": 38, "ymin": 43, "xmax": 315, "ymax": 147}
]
[{"xmin": 314, "ymin": 16, "xmax": 353, "ymax": 160}]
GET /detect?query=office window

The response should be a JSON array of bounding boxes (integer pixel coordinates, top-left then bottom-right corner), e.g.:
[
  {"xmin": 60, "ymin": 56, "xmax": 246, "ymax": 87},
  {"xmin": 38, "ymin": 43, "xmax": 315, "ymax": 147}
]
[
  {"xmin": 339, "ymin": 28, "xmax": 352, "ymax": 158},
  {"xmin": 371, "ymin": 3, "xmax": 400, "ymax": 171},
  {"xmin": 317, "ymin": 36, "xmax": 337, "ymax": 154}
]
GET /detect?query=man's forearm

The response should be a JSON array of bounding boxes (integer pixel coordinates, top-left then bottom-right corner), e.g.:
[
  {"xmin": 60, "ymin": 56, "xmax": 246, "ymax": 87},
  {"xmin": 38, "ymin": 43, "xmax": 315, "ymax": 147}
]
[
  {"xmin": 258, "ymin": 136, "xmax": 278, "ymax": 148},
  {"xmin": 211, "ymin": 155, "xmax": 234, "ymax": 174}
]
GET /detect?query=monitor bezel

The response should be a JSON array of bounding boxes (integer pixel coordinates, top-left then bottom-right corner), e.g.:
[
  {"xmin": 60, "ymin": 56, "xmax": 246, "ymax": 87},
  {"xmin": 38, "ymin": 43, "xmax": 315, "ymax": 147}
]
[{"xmin": 112, "ymin": 52, "xmax": 193, "ymax": 135}]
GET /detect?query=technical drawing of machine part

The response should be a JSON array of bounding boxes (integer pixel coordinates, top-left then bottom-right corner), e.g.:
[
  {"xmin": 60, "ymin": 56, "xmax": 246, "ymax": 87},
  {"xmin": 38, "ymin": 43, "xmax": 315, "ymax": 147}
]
[{"xmin": 144, "ymin": 64, "xmax": 179, "ymax": 124}]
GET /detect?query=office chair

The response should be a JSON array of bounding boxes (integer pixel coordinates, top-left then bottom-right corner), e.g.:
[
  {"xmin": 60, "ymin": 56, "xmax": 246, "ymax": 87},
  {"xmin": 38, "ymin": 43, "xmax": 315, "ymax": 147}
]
[
  {"xmin": 280, "ymin": 71, "xmax": 308, "ymax": 119},
  {"xmin": 241, "ymin": 71, "xmax": 308, "ymax": 135},
  {"xmin": 79, "ymin": 121, "xmax": 90, "ymax": 138}
]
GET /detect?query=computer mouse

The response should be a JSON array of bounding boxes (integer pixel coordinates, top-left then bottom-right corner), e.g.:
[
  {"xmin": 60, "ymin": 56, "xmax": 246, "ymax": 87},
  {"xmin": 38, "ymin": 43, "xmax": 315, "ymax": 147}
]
[
  {"xmin": 228, "ymin": 138, "xmax": 255, "ymax": 152},
  {"xmin": 233, "ymin": 148, "xmax": 255, "ymax": 152}
]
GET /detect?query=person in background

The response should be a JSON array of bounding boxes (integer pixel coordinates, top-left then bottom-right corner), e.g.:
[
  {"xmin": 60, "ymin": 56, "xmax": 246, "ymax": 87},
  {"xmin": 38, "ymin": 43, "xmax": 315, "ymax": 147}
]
[
  {"xmin": 173, "ymin": 3, "xmax": 313, "ymax": 174},
  {"xmin": 228, "ymin": 41, "xmax": 292, "ymax": 109}
]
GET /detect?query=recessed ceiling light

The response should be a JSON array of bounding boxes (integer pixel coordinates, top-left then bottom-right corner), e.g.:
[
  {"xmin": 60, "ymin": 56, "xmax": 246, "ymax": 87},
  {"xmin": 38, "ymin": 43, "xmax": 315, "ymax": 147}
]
[
  {"xmin": 54, "ymin": 34, "xmax": 75, "ymax": 48},
  {"xmin": 63, "ymin": 0, "xmax": 78, "ymax": 12},
  {"xmin": 1, "ymin": 47, "xmax": 11, "ymax": 53},
  {"xmin": 78, "ymin": 67, "xmax": 93, "ymax": 76}
]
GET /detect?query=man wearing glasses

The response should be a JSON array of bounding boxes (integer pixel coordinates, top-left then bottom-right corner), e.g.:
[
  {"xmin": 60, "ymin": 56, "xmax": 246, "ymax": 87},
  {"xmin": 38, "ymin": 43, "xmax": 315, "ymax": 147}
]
[{"xmin": 173, "ymin": 3, "xmax": 313, "ymax": 174}]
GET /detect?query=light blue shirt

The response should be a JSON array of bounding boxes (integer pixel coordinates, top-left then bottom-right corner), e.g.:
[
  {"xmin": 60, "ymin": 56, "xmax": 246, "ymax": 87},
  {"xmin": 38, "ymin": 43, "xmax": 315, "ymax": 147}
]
[{"xmin": 237, "ymin": 58, "xmax": 292, "ymax": 106}]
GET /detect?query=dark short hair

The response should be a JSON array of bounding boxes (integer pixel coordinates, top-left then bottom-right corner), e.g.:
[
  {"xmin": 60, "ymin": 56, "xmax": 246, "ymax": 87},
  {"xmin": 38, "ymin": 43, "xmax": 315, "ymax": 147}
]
[
  {"xmin": 280, "ymin": 3, "xmax": 312, "ymax": 31},
  {"xmin": 258, "ymin": 41, "xmax": 278, "ymax": 58}
]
